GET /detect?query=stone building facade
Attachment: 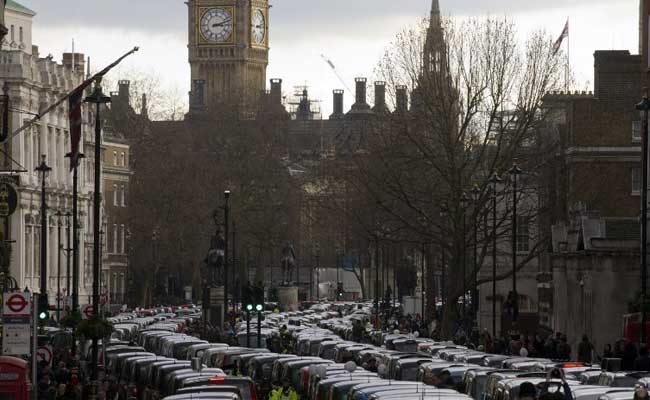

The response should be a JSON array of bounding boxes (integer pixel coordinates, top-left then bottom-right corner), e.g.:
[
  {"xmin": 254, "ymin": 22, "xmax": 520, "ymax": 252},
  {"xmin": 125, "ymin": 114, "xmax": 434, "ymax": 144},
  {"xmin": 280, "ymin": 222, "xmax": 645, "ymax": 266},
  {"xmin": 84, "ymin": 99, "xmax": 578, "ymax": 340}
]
[{"xmin": 0, "ymin": 1, "xmax": 95, "ymax": 303}]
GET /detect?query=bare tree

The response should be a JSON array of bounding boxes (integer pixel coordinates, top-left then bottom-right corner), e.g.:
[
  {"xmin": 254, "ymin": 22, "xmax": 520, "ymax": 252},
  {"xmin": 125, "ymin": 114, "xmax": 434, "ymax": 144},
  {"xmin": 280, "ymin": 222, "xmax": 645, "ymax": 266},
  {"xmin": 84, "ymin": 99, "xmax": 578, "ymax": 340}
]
[{"xmin": 336, "ymin": 16, "xmax": 565, "ymax": 336}]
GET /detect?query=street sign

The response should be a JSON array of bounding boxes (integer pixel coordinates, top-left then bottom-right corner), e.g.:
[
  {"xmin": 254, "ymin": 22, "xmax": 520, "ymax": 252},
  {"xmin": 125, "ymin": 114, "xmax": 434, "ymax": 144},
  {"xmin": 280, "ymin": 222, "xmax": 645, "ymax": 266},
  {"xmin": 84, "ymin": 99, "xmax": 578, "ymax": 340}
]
[
  {"xmin": 2, "ymin": 324, "xmax": 30, "ymax": 356},
  {"xmin": 36, "ymin": 346, "xmax": 53, "ymax": 366},
  {"xmin": 3, "ymin": 292, "xmax": 30, "ymax": 316},
  {"xmin": 81, "ymin": 304, "xmax": 93, "ymax": 319}
]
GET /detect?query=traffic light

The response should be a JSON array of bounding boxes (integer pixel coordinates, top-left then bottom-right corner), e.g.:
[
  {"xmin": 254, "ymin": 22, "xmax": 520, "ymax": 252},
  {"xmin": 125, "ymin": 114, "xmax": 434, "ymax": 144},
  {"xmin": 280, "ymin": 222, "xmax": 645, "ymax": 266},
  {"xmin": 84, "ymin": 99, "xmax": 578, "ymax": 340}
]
[
  {"xmin": 253, "ymin": 285, "xmax": 264, "ymax": 313},
  {"xmin": 242, "ymin": 284, "xmax": 253, "ymax": 312},
  {"xmin": 38, "ymin": 295, "xmax": 49, "ymax": 321},
  {"xmin": 337, "ymin": 282, "xmax": 343, "ymax": 300}
]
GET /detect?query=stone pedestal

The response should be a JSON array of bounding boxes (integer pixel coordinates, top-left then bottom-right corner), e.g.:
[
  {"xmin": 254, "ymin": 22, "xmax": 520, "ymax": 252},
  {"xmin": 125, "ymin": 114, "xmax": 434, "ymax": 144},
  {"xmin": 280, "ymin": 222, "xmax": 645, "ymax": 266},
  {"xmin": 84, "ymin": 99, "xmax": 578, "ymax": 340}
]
[
  {"xmin": 277, "ymin": 286, "xmax": 299, "ymax": 311},
  {"xmin": 208, "ymin": 286, "xmax": 225, "ymax": 328}
]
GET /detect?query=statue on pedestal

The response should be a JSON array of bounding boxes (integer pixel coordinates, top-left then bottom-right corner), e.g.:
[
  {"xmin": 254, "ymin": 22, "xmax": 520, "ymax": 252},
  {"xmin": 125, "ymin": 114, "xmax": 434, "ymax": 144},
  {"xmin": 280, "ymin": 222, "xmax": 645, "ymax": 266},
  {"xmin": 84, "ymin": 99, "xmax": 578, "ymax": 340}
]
[
  {"xmin": 281, "ymin": 241, "xmax": 296, "ymax": 285},
  {"xmin": 204, "ymin": 227, "xmax": 225, "ymax": 286}
]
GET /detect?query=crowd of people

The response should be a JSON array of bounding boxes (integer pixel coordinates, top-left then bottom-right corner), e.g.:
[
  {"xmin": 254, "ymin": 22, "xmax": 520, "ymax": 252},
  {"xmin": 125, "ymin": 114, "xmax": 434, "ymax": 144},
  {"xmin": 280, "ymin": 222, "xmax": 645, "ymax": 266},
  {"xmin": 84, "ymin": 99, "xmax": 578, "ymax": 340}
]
[{"xmin": 36, "ymin": 354, "xmax": 84, "ymax": 400}]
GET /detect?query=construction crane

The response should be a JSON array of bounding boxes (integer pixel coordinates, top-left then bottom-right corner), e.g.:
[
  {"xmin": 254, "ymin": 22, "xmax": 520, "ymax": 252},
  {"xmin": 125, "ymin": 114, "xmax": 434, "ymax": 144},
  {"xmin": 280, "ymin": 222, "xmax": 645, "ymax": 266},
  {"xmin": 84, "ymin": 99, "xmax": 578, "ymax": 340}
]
[{"xmin": 321, "ymin": 54, "xmax": 353, "ymax": 94}]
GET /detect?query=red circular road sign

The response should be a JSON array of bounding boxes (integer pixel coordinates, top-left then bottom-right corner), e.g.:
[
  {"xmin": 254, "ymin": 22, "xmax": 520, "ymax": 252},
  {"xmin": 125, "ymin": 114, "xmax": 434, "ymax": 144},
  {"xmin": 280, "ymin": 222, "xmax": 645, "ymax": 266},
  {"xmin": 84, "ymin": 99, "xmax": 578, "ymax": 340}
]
[
  {"xmin": 6, "ymin": 294, "xmax": 28, "ymax": 313},
  {"xmin": 83, "ymin": 305, "xmax": 93, "ymax": 318}
]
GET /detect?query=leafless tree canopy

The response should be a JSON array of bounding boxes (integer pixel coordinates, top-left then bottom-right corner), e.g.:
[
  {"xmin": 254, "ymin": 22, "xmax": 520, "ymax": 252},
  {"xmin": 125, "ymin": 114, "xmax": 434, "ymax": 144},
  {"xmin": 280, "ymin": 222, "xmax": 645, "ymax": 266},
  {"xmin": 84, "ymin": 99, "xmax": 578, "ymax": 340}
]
[{"xmin": 332, "ymin": 16, "xmax": 566, "ymax": 333}]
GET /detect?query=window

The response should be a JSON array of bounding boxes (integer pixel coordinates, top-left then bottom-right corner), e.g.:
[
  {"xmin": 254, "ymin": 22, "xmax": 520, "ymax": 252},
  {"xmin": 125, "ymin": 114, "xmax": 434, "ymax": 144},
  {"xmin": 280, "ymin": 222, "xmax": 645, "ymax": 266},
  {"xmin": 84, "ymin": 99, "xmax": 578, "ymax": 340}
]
[
  {"xmin": 516, "ymin": 216, "xmax": 530, "ymax": 253},
  {"xmin": 121, "ymin": 185, "xmax": 126, "ymax": 207},
  {"xmin": 633, "ymin": 121, "xmax": 642, "ymax": 141},
  {"xmin": 10, "ymin": 25, "xmax": 14, "ymax": 42},
  {"xmin": 113, "ymin": 224, "xmax": 118, "ymax": 253},
  {"xmin": 120, "ymin": 224, "xmax": 125, "ymax": 254},
  {"xmin": 19, "ymin": 27, "xmax": 23, "ymax": 43},
  {"xmin": 113, "ymin": 184, "xmax": 118, "ymax": 206},
  {"xmin": 113, "ymin": 151, "xmax": 117, "ymax": 166},
  {"xmin": 633, "ymin": 167, "xmax": 642, "ymax": 194},
  {"xmin": 120, "ymin": 152, "xmax": 125, "ymax": 167}
]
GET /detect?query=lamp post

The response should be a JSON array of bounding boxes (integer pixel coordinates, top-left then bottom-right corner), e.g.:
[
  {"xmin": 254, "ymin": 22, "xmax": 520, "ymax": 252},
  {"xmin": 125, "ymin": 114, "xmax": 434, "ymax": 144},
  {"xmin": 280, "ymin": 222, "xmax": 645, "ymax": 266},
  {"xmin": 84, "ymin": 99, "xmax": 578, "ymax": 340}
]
[
  {"xmin": 65, "ymin": 211, "xmax": 71, "ymax": 309},
  {"xmin": 223, "ymin": 190, "xmax": 230, "ymax": 323},
  {"xmin": 84, "ymin": 78, "xmax": 110, "ymax": 383},
  {"xmin": 440, "ymin": 208, "xmax": 448, "ymax": 319},
  {"xmin": 35, "ymin": 155, "xmax": 51, "ymax": 310},
  {"xmin": 55, "ymin": 210, "xmax": 62, "ymax": 322},
  {"xmin": 637, "ymin": 93, "xmax": 650, "ymax": 344},
  {"xmin": 508, "ymin": 164, "xmax": 523, "ymax": 323},
  {"xmin": 374, "ymin": 231, "xmax": 380, "ymax": 328},
  {"xmin": 460, "ymin": 192, "xmax": 470, "ymax": 326},
  {"xmin": 488, "ymin": 173, "xmax": 502, "ymax": 337},
  {"xmin": 315, "ymin": 244, "xmax": 320, "ymax": 300},
  {"xmin": 471, "ymin": 184, "xmax": 481, "ymax": 328}
]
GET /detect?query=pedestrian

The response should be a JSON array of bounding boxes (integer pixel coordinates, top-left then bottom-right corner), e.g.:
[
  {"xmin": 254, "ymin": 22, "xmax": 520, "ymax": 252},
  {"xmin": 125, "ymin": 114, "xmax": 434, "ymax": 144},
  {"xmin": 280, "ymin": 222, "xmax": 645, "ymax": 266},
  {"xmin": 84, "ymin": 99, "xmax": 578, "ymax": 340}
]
[
  {"xmin": 635, "ymin": 386, "xmax": 650, "ymax": 400},
  {"xmin": 578, "ymin": 334, "xmax": 594, "ymax": 363},
  {"xmin": 623, "ymin": 339, "xmax": 639, "ymax": 371},
  {"xmin": 557, "ymin": 335, "xmax": 571, "ymax": 361},
  {"xmin": 635, "ymin": 345, "xmax": 650, "ymax": 372},
  {"xmin": 519, "ymin": 382, "xmax": 537, "ymax": 400},
  {"xmin": 600, "ymin": 343, "xmax": 613, "ymax": 361}
]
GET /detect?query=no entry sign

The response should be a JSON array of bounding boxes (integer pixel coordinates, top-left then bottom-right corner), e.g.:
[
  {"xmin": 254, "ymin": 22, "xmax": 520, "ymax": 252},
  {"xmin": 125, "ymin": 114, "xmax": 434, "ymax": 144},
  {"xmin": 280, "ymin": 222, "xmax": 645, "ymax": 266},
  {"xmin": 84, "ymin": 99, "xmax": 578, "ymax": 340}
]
[{"xmin": 3, "ymin": 292, "xmax": 30, "ymax": 316}]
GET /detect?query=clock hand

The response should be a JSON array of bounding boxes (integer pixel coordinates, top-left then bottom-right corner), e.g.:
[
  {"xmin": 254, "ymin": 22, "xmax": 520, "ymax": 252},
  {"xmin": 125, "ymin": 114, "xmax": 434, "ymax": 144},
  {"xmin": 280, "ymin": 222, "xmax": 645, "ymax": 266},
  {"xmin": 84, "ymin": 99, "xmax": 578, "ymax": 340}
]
[{"xmin": 212, "ymin": 19, "xmax": 232, "ymax": 27}]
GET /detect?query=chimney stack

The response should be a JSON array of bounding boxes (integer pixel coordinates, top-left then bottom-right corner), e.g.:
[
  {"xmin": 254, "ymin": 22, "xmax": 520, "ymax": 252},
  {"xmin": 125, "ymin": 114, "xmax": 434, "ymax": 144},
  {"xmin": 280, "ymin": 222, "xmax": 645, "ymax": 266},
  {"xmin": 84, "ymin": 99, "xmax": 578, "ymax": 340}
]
[
  {"xmin": 118, "ymin": 80, "xmax": 130, "ymax": 100},
  {"xmin": 62, "ymin": 52, "xmax": 85, "ymax": 74},
  {"xmin": 395, "ymin": 85, "xmax": 408, "ymax": 113},
  {"xmin": 330, "ymin": 89, "xmax": 344, "ymax": 119},
  {"xmin": 350, "ymin": 77, "xmax": 371, "ymax": 112},
  {"xmin": 355, "ymin": 77, "xmax": 367, "ymax": 105},
  {"xmin": 270, "ymin": 78, "xmax": 282, "ymax": 105},
  {"xmin": 373, "ymin": 81, "xmax": 387, "ymax": 112}
]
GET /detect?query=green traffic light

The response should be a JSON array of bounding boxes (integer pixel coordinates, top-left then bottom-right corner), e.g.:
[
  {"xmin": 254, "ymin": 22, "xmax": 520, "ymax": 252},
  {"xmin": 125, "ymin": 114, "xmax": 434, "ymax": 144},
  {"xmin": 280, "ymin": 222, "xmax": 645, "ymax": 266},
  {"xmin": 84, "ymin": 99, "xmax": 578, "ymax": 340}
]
[
  {"xmin": 38, "ymin": 311, "xmax": 47, "ymax": 320},
  {"xmin": 255, "ymin": 304, "xmax": 263, "ymax": 312},
  {"xmin": 246, "ymin": 304, "xmax": 253, "ymax": 311}
]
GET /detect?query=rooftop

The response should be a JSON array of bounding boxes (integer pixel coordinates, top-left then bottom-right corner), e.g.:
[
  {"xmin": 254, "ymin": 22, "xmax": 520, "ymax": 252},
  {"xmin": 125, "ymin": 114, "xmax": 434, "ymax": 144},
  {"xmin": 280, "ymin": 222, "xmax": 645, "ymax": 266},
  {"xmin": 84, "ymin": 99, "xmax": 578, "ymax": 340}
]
[{"xmin": 6, "ymin": 0, "xmax": 35, "ymax": 16}]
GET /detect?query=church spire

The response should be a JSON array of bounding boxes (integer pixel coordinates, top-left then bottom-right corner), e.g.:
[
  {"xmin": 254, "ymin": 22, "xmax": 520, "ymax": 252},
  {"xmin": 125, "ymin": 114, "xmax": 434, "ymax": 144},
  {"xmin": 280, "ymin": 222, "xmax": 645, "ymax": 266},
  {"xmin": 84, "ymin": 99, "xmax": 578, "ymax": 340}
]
[
  {"xmin": 424, "ymin": 0, "xmax": 445, "ymax": 74},
  {"xmin": 430, "ymin": 0, "xmax": 440, "ymax": 19}
]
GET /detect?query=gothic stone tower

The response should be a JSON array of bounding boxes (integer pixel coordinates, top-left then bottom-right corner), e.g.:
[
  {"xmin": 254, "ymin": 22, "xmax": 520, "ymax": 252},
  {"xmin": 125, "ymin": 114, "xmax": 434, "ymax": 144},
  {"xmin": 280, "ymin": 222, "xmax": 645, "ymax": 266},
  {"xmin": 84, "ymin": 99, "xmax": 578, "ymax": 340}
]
[{"xmin": 187, "ymin": 0, "xmax": 269, "ymax": 110}]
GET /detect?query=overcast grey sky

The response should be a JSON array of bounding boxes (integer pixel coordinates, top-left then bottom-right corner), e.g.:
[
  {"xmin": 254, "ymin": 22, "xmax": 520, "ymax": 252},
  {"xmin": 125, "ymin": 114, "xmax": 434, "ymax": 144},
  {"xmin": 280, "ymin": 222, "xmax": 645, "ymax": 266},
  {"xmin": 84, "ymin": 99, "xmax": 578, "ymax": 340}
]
[{"xmin": 20, "ymin": 0, "xmax": 637, "ymax": 116}]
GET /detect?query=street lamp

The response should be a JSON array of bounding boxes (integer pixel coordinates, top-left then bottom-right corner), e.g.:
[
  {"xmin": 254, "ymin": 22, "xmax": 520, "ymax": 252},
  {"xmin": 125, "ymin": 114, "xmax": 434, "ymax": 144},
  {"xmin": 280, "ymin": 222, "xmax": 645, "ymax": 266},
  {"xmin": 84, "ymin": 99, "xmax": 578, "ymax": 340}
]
[
  {"xmin": 316, "ymin": 243, "xmax": 320, "ymax": 301},
  {"xmin": 223, "ymin": 189, "xmax": 231, "ymax": 322},
  {"xmin": 35, "ymin": 155, "xmax": 51, "ymax": 308},
  {"xmin": 55, "ymin": 210, "xmax": 62, "ymax": 322},
  {"xmin": 85, "ymin": 78, "xmax": 110, "ymax": 383},
  {"xmin": 65, "ymin": 211, "xmax": 71, "ymax": 309},
  {"xmin": 439, "ymin": 207, "xmax": 448, "ymax": 319},
  {"xmin": 471, "ymin": 184, "xmax": 481, "ymax": 328},
  {"xmin": 508, "ymin": 163, "xmax": 523, "ymax": 323},
  {"xmin": 637, "ymin": 93, "xmax": 650, "ymax": 344},
  {"xmin": 460, "ymin": 192, "xmax": 470, "ymax": 326},
  {"xmin": 488, "ymin": 173, "xmax": 502, "ymax": 337}
]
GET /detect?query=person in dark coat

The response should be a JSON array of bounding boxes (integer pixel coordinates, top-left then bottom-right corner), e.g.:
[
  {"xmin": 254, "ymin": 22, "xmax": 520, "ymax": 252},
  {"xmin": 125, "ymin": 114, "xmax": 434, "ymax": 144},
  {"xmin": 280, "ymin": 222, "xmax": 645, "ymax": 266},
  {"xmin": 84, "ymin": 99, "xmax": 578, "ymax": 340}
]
[
  {"xmin": 578, "ymin": 335, "xmax": 594, "ymax": 363},
  {"xmin": 634, "ymin": 345, "xmax": 650, "ymax": 371},
  {"xmin": 622, "ymin": 339, "xmax": 639, "ymax": 371}
]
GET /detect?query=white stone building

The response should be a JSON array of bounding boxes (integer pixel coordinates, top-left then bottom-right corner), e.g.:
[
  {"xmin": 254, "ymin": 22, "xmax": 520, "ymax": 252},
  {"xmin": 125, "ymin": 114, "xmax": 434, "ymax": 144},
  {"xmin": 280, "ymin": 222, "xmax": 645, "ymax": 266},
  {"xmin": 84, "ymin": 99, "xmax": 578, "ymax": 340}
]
[{"xmin": 0, "ymin": 0, "xmax": 95, "ymax": 304}]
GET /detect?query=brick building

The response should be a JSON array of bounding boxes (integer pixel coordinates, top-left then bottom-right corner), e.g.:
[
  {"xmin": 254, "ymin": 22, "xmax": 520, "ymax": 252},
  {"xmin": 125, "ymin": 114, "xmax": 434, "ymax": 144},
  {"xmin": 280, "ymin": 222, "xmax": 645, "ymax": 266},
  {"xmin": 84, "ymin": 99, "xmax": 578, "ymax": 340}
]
[{"xmin": 539, "ymin": 3, "xmax": 649, "ymax": 353}]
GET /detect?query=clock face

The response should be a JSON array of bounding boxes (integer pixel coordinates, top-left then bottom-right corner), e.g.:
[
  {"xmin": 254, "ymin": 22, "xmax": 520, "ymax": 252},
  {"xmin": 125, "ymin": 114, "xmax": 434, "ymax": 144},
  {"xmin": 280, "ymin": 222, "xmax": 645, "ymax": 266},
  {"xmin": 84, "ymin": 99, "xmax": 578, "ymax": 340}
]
[
  {"xmin": 200, "ymin": 8, "xmax": 233, "ymax": 43},
  {"xmin": 251, "ymin": 8, "xmax": 266, "ymax": 45}
]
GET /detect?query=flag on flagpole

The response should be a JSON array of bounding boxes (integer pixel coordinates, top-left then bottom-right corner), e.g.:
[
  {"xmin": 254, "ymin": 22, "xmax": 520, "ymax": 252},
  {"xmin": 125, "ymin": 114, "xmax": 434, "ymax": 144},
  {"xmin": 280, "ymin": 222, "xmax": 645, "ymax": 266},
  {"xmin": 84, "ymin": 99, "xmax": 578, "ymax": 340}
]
[
  {"xmin": 553, "ymin": 20, "xmax": 569, "ymax": 55},
  {"xmin": 3, "ymin": 47, "xmax": 139, "ymax": 160}
]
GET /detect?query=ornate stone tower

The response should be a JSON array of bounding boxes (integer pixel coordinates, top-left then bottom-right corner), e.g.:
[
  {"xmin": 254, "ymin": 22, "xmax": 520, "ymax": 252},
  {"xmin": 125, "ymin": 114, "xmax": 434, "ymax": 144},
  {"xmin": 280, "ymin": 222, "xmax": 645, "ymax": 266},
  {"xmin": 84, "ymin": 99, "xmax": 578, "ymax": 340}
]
[
  {"xmin": 423, "ymin": 0, "xmax": 446, "ymax": 74},
  {"xmin": 187, "ymin": 0, "xmax": 269, "ymax": 110}
]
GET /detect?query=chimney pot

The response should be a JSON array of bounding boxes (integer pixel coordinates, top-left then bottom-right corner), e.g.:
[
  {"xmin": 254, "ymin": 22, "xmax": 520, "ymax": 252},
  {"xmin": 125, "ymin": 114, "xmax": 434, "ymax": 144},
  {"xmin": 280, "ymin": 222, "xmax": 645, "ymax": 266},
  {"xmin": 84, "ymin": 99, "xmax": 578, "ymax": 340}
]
[{"xmin": 395, "ymin": 85, "xmax": 408, "ymax": 113}]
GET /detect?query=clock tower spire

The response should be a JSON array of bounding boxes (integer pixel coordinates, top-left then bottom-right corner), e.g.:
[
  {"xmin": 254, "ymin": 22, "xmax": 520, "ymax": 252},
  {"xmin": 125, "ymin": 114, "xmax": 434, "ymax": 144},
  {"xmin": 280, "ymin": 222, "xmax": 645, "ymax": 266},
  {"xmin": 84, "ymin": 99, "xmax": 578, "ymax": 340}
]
[{"xmin": 187, "ymin": 0, "xmax": 269, "ymax": 111}]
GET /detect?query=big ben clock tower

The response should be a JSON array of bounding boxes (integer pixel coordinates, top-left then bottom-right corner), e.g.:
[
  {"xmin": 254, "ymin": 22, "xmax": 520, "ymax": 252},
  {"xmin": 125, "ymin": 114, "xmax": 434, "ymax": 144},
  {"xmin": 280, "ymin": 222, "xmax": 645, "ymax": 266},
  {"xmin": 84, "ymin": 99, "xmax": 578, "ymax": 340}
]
[{"xmin": 187, "ymin": 0, "xmax": 269, "ymax": 110}]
